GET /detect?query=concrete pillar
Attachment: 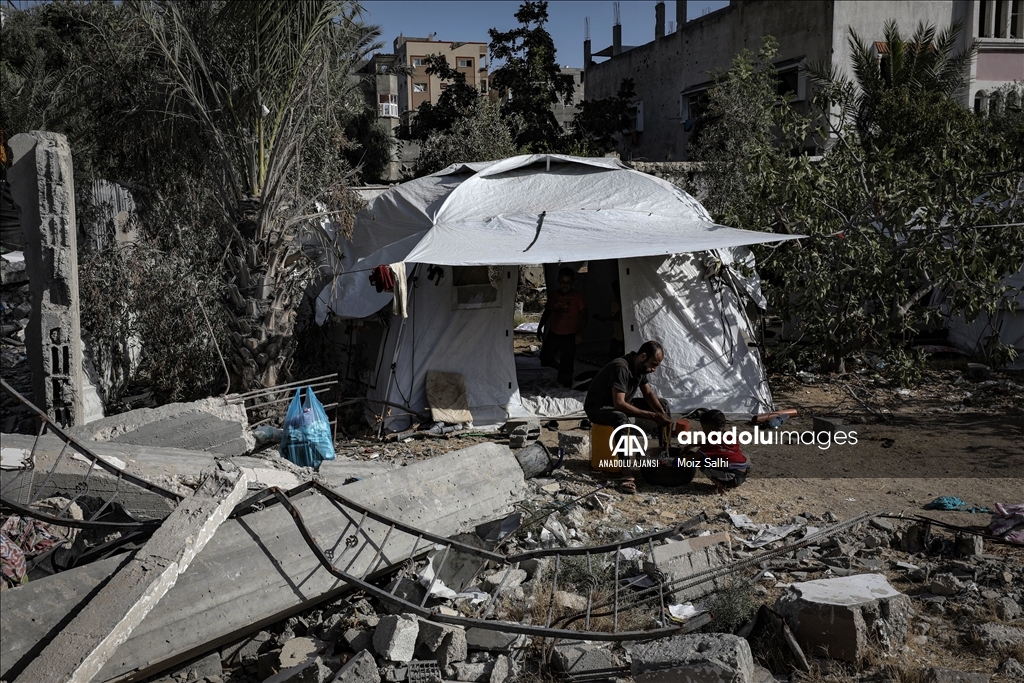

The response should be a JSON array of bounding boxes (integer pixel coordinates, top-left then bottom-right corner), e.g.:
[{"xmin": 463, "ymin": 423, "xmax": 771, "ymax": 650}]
[
  {"xmin": 612, "ymin": 23, "xmax": 622, "ymax": 56},
  {"xmin": 7, "ymin": 132, "xmax": 84, "ymax": 427},
  {"xmin": 676, "ymin": 0, "xmax": 687, "ymax": 28},
  {"xmin": 655, "ymin": 2, "xmax": 665, "ymax": 39},
  {"xmin": 584, "ymin": 38, "xmax": 592, "ymax": 68}
]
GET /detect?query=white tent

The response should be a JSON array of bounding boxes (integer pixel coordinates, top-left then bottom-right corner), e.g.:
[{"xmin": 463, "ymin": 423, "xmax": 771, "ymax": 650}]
[{"xmin": 315, "ymin": 155, "xmax": 799, "ymax": 430}]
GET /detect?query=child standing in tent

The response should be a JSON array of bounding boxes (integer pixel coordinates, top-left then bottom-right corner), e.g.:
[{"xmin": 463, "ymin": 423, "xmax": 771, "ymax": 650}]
[{"xmin": 538, "ymin": 267, "xmax": 587, "ymax": 388}]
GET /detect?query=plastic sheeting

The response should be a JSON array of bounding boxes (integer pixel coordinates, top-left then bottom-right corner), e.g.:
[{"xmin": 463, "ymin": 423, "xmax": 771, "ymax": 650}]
[
  {"xmin": 316, "ymin": 155, "xmax": 797, "ymax": 322},
  {"xmin": 945, "ymin": 265, "xmax": 1024, "ymax": 370},
  {"xmin": 369, "ymin": 265, "xmax": 520, "ymax": 432},
  {"xmin": 620, "ymin": 249, "xmax": 773, "ymax": 417}
]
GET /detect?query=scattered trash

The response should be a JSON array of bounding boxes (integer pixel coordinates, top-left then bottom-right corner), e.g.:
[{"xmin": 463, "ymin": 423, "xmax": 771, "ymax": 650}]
[
  {"xmin": 924, "ymin": 496, "xmax": 992, "ymax": 513},
  {"xmin": 280, "ymin": 386, "xmax": 336, "ymax": 468}
]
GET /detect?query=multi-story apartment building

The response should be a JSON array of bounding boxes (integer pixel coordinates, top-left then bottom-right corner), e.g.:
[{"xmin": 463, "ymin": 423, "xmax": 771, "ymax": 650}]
[
  {"xmin": 393, "ymin": 34, "xmax": 491, "ymax": 130},
  {"xmin": 583, "ymin": 1, "xmax": 1024, "ymax": 161}
]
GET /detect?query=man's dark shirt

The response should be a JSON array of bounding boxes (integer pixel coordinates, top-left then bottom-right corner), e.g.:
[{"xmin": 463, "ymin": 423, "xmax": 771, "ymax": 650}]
[{"xmin": 584, "ymin": 352, "xmax": 649, "ymax": 413}]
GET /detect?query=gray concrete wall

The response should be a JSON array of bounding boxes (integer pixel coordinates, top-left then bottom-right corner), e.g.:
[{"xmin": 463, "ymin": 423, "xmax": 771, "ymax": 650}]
[
  {"xmin": 584, "ymin": 0, "xmax": 835, "ymax": 161},
  {"xmin": 7, "ymin": 132, "xmax": 85, "ymax": 426}
]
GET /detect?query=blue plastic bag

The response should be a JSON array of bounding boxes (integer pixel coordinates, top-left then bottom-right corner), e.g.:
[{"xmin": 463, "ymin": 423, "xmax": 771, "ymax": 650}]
[{"xmin": 280, "ymin": 386, "xmax": 336, "ymax": 468}]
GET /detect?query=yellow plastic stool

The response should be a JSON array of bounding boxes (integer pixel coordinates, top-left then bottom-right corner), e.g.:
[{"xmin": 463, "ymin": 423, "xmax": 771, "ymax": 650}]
[{"xmin": 590, "ymin": 423, "xmax": 622, "ymax": 472}]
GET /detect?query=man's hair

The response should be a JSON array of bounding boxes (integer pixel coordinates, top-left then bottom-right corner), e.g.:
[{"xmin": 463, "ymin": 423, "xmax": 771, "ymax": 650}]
[
  {"xmin": 699, "ymin": 409, "xmax": 728, "ymax": 430},
  {"xmin": 558, "ymin": 267, "xmax": 575, "ymax": 280},
  {"xmin": 638, "ymin": 340, "xmax": 663, "ymax": 358}
]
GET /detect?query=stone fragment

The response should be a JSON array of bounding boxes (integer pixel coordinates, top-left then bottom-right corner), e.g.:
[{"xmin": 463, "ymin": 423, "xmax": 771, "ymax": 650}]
[
  {"xmin": 992, "ymin": 597, "xmax": 1022, "ymax": 621},
  {"xmin": 281, "ymin": 637, "xmax": 330, "ymax": 669},
  {"xmin": 519, "ymin": 557, "xmax": 549, "ymax": 580},
  {"xmin": 631, "ymin": 633, "xmax": 756, "ymax": 683},
  {"xmin": 416, "ymin": 620, "xmax": 467, "ymax": 668},
  {"xmin": 489, "ymin": 654, "xmax": 513, "ymax": 683},
  {"xmin": 450, "ymin": 661, "xmax": 494, "ymax": 682},
  {"xmin": 553, "ymin": 590, "xmax": 588, "ymax": 611},
  {"xmin": 955, "ymin": 533, "xmax": 983, "ymax": 557},
  {"xmin": 929, "ymin": 573, "xmax": 964, "ymax": 596},
  {"xmin": 382, "ymin": 578, "xmax": 426, "ymax": 615},
  {"xmin": 483, "ymin": 568, "xmax": 527, "ymax": 594},
  {"xmin": 973, "ymin": 623, "xmax": 1024, "ymax": 651},
  {"xmin": 343, "ymin": 628, "xmax": 374, "ymax": 653},
  {"xmin": 998, "ymin": 657, "xmax": 1024, "ymax": 679},
  {"xmin": 374, "ymin": 615, "xmax": 419, "ymax": 663},
  {"xmin": 332, "ymin": 651, "xmax": 381, "ymax": 683},
  {"xmin": 465, "ymin": 628, "xmax": 526, "ymax": 652},
  {"xmin": 558, "ymin": 432, "xmax": 590, "ymax": 456},
  {"xmin": 552, "ymin": 642, "xmax": 614, "ymax": 674},
  {"xmin": 775, "ymin": 573, "xmax": 911, "ymax": 663},
  {"xmin": 264, "ymin": 656, "xmax": 332, "ymax": 683},
  {"xmin": 651, "ymin": 532, "xmax": 733, "ymax": 601},
  {"xmin": 920, "ymin": 667, "xmax": 990, "ymax": 683},
  {"xmin": 902, "ymin": 522, "xmax": 931, "ymax": 553}
]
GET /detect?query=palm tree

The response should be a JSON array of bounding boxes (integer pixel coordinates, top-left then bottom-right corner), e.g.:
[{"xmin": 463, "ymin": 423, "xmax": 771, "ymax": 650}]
[
  {"xmin": 810, "ymin": 20, "xmax": 978, "ymax": 141},
  {"xmin": 131, "ymin": 0, "xmax": 381, "ymax": 389}
]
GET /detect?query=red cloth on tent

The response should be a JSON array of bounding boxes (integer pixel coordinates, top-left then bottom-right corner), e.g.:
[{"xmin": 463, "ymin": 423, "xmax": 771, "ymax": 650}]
[{"xmin": 369, "ymin": 264, "xmax": 395, "ymax": 293}]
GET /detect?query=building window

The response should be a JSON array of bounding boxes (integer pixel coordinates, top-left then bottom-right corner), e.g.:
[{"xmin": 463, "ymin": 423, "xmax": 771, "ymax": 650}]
[
  {"xmin": 440, "ymin": 82, "xmax": 448, "ymax": 90},
  {"xmin": 378, "ymin": 93, "xmax": 398, "ymax": 118},
  {"xmin": 974, "ymin": 90, "xmax": 989, "ymax": 114},
  {"xmin": 777, "ymin": 68, "xmax": 804, "ymax": 100},
  {"xmin": 412, "ymin": 57, "xmax": 427, "ymax": 67},
  {"xmin": 457, "ymin": 57, "xmax": 473, "ymax": 68},
  {"xmin": 413, "ymin": 82, "xmax": 427, "ymax": 93},
  {"xmin": 681, "ymin": 91, "xmax": 709, "ymax": 128},
  {"xmin": 1012, "ymin": 0, "xmax": 1022, "ymax": 38},
  {"xmin": 451, "ymin": 266, "xmax": 503, "ymax": 309},
  {"xmin": 480, "ymin": 80, "xmax": 488, "ymax": 93}
]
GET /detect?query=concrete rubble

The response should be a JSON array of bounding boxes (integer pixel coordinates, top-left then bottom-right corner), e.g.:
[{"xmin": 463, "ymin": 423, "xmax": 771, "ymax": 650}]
[{"xmin": 1, "ymin": 406, "xmax": 1022, "ymax": 683}]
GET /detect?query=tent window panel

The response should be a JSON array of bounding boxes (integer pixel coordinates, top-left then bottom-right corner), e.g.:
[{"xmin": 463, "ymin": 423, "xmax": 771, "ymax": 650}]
[{"xmin": 452, "ymin": 266, "xmax": 502, "ymax": 309}]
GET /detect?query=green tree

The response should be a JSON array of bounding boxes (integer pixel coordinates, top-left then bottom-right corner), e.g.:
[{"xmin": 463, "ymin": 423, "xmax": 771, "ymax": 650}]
[
  {"xmin": 488, "ymin": 1, "xmax": 574, "ymax": 152},
  {"xmin": 693, "ymin": 30, "xmax": 1024, "ymax": 379},
  {"xmin": 569, "ymin": 78, "xmax": 636, "ymax": 155},
  {"xmin": 130, "ymin": 0, "xmax": 381, "ymax": 389},
  {"xmin": 417, "ymin": 99, "xmax": 519, "ymax": 175}
]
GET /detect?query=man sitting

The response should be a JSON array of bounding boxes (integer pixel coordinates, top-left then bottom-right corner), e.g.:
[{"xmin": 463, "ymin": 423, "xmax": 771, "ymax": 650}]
[{"xmin": 584, "ymin": 340, "xmax": 672, "ymax": 493}]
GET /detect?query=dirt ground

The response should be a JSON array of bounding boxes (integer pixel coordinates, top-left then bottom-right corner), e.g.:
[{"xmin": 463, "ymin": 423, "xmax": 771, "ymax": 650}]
[{"xmin": 536, "ymin": 366, "xmax": 1023, "ymax": 529}]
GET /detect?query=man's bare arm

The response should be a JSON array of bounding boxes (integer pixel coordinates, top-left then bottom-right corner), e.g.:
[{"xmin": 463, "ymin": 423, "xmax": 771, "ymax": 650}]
[{"xmin": 612, "ymin": 389, "xmax": 671, "ymax": 425}]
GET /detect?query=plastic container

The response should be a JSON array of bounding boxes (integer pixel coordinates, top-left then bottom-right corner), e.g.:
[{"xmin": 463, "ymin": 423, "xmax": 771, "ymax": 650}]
[{"xmin": 590, "ymin": 422, "xmax": 622, "ymax": 472}]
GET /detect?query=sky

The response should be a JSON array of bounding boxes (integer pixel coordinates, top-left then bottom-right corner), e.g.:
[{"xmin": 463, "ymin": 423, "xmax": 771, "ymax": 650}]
[{"xmin": 360, "ymin": 1, "xmax": 730, "ymax": 69}]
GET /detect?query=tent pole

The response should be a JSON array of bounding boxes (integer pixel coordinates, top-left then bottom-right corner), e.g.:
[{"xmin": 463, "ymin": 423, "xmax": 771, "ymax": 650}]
[{"xmin": 377, "ymin": 264, "xmax": 419, "ymax": 439}]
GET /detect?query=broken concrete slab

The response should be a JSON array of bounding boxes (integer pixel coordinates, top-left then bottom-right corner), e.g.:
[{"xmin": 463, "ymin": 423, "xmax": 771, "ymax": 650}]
[
  {"xmin": 333, "ymin": 650, "xmax": 381, "ymax": 683},
  {"xmin": 450, "ymin": 661, "xmax": 493, "ymax": 682},
  {"xmin": 281, "ymin": 636, "xmax": 331, "ymax": 669},
  {"xmin": 17, "ymin": 468, "xmax": 249, "ymax": 683},
  {"xmin": 374, "ymin": 615, "xmax": 419, "ymax": 662},
  {"xmin": 265, "ymin": 655, "xmax": 333, "ymax": 683},
  {"xmin": 465, "ymin": 628, "xmax": 526, "ymax": 652},
  {"xmin": 631, "ymin": 633, "xmax": 757, "ymax": 683},
  {"xmin": 68, "ymin": 397, "xmax": 255, "ymax": 456},
  {"xmin": 416, "ymin": 619, "xmax": 467, "ymax": 668},
  {"xmin": 775, "ymin": 573, "xmax": 911, "ymax": 663},
  {"xmin": 1, "ymin": 442, "xmax": 525, "ymax": 682},
  {"xmin": 551, "ymin": 642, "xmax": 615, "ymax": 674},
  {"xmin": 920, "ymin": 668, "xmax": 991, "ymax": 683},
  {"xmin": 973, "ymin": 622, "xmax": 1024, "ymax": 652},
  {"xmin": 651, "ymin": 531, "xmax": 733, "ymax": 601}
]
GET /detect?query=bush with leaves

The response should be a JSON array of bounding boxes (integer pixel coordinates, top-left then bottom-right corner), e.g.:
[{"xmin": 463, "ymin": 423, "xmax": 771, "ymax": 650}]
[
  {"xmin": 693, "ymin": 28, "xmax": 1024, "ymax": 380},
  {"xmin": 417, "ymin": 100, "xmax": 519, "ymax": 175}
]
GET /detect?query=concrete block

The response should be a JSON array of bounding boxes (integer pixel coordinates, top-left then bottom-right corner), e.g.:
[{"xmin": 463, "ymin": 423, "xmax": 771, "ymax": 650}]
[
  {"xmin": 929, "ymin": 572, "xmax": 964, "ymax": 596},
  {"xmin": 374, "ymin": 615, "xmax": 419, "ymax": 662},
  {"xmin": 631, "ymin": 633, "xmax": 756, "ymax": 683},
  {"xmin": 343, "ymin": 628, "xmax": 374, "ymax": 653},
  {"xmin": 483, "ymin": 568, "xmax": 526, "ymax": 594},
  {"xmin": 465, "ymin": 629, "xmax": 526, "ymax": 652},
  {"xmin": 973, "ymin": 623, "xmax": 1024, "ymax": 652},
  {"xmin": 955, "ymin": 533, "xmax": 983, "ymax": 557},
  {"xmin": 551, "ymin": 642, "xmax": 614, "ymax": 674},
  {"xmin": 450, "ymin": 661, "xmax": 493, "ymax": 682},
  {"xmin": 920, "ymin": 668, "xmax": 991, "ymax": 683},
  {"xmin": 1, "ymin": 442, "xmax": 525, "ymax": 682},
  {"xmin": 416, "ymin": 619, "xmax": 467, "ymax": 668},
  {"xmin": 333, "ymin": 650, "xmax": 381, "ymax": 683},
  {"xmin": 281, "ymin": 637, "xmax": 331, "ymax": 669},
  {"xmin": 553, "ymin": 590, "xmax": 588, "ymax": 611},
  {"xmin": 164, "ymin": 650, "xmax": 222, "ymax": 680},
  {"xmin": 558, "ymin": 431, "xmax": 590, "ymax": 456},
  {"xmin": 651, "ymin": 532, "xmax": 732, "ymax": 601},
  {"xmin": 775, "ymin": 573, "xmax": 911, "ymax": 663},
  {"xmin": 264, "ymin": 656, "xmax": 333, "ymax": 683},
  {"xmin": 489, "ymin": 654, "xmax": 513, "ymax": 683},
  {"xmin": 223, "ymin": 630, "xmax": 273, "ymax": 665}
]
